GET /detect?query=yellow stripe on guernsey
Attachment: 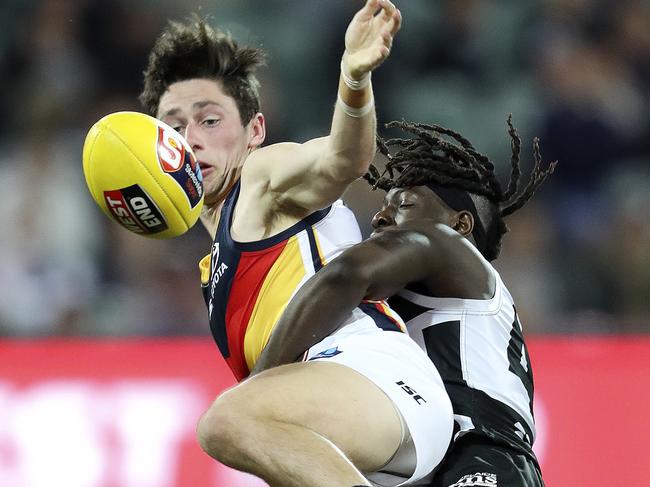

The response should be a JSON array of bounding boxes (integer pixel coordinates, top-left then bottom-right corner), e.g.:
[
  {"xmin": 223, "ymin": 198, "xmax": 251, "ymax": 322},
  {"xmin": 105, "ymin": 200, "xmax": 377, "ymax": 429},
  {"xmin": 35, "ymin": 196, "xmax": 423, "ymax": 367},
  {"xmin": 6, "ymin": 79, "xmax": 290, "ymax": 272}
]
[
  {"xmin": 199, "ymin": 254, "xmax": 210, "ymax": 285},
  {"xmin": 244, "ymin": 233, "xmax": 319, "ymax": 370}
]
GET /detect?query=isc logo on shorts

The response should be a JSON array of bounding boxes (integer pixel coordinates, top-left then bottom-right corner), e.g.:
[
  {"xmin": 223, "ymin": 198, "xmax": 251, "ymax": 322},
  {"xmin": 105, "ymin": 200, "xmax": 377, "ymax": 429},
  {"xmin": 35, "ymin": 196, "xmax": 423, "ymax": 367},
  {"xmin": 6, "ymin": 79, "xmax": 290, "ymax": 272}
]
[
  {"xmin": 396, "ymin": 380, "xmax": 426, "ymax": 405},
  {"xmin": 449, "ymin": 472, "xmax": 497, "ymax": 487}
]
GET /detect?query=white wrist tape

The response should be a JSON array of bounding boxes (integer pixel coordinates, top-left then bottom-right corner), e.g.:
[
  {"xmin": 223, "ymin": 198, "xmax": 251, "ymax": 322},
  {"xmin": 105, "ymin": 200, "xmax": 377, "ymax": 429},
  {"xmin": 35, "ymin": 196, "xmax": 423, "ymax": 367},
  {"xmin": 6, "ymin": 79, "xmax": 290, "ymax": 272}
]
[
  {"xmin": 340, "ymin": 61, "xmax": 371, "ymax": 90},
  {"xmin": 337, "ymin": 94, "xmax": 374, "ymax": 118}
]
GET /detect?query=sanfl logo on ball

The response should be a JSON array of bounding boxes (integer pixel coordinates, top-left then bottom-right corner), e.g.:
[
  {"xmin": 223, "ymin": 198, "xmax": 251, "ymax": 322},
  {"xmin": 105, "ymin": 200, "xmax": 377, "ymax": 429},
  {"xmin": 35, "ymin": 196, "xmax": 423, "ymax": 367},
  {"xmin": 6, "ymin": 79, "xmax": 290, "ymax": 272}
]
[{"xmin": 155, "ymin": 125, "xmax": 203, "ymax": 209}]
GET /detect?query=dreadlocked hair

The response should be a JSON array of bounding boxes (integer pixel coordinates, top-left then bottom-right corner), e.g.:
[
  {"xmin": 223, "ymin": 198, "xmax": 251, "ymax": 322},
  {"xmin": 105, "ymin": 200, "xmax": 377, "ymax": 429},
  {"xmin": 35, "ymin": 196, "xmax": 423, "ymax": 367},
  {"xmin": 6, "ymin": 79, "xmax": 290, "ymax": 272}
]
[
  {"xmin": 140, "ymin": 14, "xmax": 266, "ymax": 124},
  {"xmin": 366, "ymin": 115, "xmax": 557, "ymax": 261}
]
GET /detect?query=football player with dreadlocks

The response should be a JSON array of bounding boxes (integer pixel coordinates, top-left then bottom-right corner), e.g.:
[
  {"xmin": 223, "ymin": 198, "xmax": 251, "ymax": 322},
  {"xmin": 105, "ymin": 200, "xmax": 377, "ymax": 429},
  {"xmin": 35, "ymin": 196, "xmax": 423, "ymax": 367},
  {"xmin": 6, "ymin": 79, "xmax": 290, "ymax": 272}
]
[{"xmin": 253, "ymin": 115, "xmax": 556, "ymax": 487}]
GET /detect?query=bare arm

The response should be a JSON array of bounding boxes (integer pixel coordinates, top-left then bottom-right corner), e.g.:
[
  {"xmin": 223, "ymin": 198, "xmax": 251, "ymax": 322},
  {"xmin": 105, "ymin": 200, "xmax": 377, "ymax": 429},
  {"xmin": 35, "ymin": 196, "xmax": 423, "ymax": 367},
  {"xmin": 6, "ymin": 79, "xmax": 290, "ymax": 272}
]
[
  {"xmin": 242, "ymin": 0, "xmax": 402, "ymax": 211},
  {"xmin": 251, "ymin": 223, "xmax": 496, "ymax": 374},
  {"xmin": 251, "ymin": 227, "xmax": 442, "ymax": 374}
]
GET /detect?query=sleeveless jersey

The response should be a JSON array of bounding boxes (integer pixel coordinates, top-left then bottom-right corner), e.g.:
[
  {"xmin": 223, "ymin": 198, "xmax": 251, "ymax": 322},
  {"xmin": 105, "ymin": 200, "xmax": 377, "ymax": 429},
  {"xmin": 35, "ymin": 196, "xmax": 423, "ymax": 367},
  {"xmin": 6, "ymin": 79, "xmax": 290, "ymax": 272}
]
[
  {"xmin": 199, "ymin": 181, "xmax": 395, "ymax": 380},
  {"xmin": 389, "ymin": 264, "xmax": 538, "ymax": 462}
]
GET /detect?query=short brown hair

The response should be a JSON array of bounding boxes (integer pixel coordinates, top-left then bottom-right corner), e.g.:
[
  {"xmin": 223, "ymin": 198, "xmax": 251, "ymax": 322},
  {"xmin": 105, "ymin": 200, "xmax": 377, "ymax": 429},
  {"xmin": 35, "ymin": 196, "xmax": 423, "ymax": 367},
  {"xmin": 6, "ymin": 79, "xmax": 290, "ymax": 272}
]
[{"xmin": 140, "ymin": 15, "xmax": 266, "ymax": 124}]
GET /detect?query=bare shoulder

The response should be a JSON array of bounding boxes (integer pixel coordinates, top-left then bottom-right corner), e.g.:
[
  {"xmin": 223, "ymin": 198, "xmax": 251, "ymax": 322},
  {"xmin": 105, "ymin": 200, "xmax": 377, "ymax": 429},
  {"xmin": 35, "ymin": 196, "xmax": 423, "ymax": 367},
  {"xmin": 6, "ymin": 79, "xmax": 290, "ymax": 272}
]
[
  {"xmin": 241, "ymin": 142, "xmax": 302, "ymax": 180},
  {"xmin": 235, "ymin": 142, "xmax": 316, "ymax": 239},
  {"xmin": 413, "ymin": 222, "xmax": 488, "ymax": 263},
  {"xmin": 371, "ymin": 222, "xmax": 466, "ymax": 249},
  {"xmin": 241, "ymin": 138, "xmax": 329, "ymax": 187},
  {"xmin": 238, "ymin": 142, "xmax": 297, "ymax": 202},
  {"xmin": 396, "ymin": 222, "xmax": 495, "ymax": 299},
  {"xmin": 374, "ymin": 222, "xmax": 493, "ymax": 278}
]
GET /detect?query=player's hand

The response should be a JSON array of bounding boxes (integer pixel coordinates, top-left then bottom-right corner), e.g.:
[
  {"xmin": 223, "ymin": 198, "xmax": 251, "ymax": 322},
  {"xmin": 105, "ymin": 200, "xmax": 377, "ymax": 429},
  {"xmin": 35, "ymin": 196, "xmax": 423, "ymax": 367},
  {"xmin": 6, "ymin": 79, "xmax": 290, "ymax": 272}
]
[{"xmin": 342, "ymin": 0, "xmax": 402, "ymax": 79}]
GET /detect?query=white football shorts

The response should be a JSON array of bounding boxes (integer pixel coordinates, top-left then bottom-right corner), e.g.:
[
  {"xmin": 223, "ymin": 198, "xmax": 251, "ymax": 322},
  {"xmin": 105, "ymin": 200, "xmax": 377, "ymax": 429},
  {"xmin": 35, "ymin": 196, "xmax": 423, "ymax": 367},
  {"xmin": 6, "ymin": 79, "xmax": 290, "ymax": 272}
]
[{"xmin": 305, "ymin": 311, "xmax": 454, "ymax": 486}]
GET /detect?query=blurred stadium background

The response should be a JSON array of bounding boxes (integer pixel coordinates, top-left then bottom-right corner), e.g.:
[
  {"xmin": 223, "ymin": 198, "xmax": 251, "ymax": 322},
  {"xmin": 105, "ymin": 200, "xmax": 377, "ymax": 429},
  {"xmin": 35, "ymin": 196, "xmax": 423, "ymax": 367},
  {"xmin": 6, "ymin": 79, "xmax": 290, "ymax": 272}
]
[{"xmin": 0, "ymin": 0, "xmax": 648, "ymax": 486}]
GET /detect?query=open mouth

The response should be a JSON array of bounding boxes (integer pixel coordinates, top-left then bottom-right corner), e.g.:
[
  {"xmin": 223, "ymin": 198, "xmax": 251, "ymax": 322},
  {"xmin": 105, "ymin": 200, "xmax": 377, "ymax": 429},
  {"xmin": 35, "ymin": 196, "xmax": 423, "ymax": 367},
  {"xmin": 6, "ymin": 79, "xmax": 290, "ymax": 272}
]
[{"xmin": 198, "ymin": 162, "xmax": 213, "ymax": 175}]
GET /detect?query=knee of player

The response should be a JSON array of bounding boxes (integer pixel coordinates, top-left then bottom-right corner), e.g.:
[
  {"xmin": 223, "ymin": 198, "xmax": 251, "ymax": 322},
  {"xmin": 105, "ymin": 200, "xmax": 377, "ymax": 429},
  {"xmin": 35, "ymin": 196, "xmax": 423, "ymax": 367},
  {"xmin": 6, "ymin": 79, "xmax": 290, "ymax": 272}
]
[{"xmin": 196, "ymin": 389, "xmax": 263, "ymax": 458}]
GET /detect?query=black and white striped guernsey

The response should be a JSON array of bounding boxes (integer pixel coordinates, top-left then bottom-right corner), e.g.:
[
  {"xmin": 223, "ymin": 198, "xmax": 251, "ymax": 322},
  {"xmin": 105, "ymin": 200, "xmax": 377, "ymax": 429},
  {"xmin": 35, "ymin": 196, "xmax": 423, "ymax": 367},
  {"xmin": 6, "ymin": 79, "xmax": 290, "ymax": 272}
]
[{"xmin": 388, "ymin": 263, "xmax": 538, "ymax": 463}]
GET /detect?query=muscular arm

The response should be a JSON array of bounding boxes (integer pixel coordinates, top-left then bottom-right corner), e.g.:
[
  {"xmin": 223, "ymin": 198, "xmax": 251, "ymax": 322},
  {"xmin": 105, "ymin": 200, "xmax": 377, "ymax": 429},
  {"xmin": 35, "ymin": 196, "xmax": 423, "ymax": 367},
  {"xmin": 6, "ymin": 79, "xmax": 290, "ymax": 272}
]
[
  {"xmin": 242, "ymin": 0, "xmax": 401, "ymax": 212},
  {"xmin": 252, "ymin": 223, "xmax": 496, "ymax": 374},
  {"xmin": 251, "ymin": 226, "xmax": 444, "ymax": 374}
]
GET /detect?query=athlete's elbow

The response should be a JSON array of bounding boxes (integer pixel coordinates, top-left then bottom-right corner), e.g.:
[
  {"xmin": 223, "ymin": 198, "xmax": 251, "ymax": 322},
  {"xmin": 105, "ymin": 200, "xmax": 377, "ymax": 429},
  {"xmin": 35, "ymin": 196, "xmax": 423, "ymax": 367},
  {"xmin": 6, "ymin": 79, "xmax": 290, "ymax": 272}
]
[
  {"xmin": 324, "ymin": 159, "xmax": 371, "ymax": 184},
  {"xmin": 325, "ymin": 144, "xmax": 376, "ymax": 181},
  {"xmin": 351, "ymin": 160, "xmax": 373, "ymax": 180},
  {"xmin": 346, "ymin": 149, "xmax": 375, "ymax": 180},
  {"xmin": 348, "ymin": 150, "xmax": 375, "ymax": 177}
]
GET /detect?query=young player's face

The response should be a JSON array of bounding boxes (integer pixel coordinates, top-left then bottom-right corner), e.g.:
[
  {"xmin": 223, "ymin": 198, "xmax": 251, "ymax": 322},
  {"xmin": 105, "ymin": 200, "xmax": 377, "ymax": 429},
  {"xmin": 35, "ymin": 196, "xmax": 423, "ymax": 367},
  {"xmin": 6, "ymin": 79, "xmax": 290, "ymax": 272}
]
[
  {"xmin": 371, "ymin": 186, "xmax": 454, "ymax": 234},
  {"xmin": 157, "ymin": 79, "xmax": 264, "ymax": 203}
]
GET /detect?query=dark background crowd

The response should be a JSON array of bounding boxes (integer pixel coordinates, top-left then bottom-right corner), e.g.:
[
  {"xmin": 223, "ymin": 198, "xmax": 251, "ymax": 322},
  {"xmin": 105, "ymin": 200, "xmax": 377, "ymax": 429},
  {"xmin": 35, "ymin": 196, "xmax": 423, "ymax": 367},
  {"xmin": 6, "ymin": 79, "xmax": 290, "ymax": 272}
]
[{"xmin": 0, "ymin": 0, "xmax": 648, "ymax": 337}]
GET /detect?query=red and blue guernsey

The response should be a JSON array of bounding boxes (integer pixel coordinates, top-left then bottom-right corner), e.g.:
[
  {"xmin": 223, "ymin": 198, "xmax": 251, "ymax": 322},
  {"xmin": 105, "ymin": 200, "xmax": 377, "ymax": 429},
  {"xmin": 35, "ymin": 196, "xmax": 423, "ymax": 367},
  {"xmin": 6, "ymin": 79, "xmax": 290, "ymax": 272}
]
[{"xmin": 199, "ymin": 181, "xmax": 405, "ymax": 381}]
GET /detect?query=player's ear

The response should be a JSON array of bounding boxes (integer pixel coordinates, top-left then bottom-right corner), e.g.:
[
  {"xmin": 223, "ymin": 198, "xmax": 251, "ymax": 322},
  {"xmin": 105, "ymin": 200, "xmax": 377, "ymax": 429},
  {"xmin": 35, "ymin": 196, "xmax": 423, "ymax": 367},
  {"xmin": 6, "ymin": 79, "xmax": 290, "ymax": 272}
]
[
  {"xmin": 247, "ymin": 112, "xmax": 266, "ymax": 149},
  {"xmin": 452, "ymin": 210, "xmax": 474, "ymax": 237}
]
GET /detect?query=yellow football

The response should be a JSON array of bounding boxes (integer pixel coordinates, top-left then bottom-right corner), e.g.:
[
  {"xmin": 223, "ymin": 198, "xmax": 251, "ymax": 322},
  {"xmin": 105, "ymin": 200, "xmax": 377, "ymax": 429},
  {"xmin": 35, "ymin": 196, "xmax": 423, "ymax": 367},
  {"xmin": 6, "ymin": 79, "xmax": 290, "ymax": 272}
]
[{"xmin": 82, "ymin": 111, "xmax": 204, "ymax": 239}]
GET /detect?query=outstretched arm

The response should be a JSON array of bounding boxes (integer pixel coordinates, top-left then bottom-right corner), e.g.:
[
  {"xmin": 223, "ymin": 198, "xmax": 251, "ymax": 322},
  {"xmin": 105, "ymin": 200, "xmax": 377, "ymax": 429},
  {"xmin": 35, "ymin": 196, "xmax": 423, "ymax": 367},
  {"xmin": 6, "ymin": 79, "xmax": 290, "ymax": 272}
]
[
  {"xmin": 243, "ymin": 0, "xmax": 402, "ymax": 211},
  {"xmin": 251, "ymin": 227, "xmax": 439, "ymax": 375}
]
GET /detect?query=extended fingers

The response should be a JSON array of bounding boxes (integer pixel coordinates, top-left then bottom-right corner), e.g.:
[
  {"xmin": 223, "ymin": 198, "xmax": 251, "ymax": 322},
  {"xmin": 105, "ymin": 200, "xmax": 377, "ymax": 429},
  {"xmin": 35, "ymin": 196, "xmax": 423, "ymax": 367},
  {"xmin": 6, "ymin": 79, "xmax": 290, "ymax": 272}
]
[
  {"xmin": 356, "ymin": 0, "xmax": 380, "ymax": 21},
  {"xmin": 378, "ymin": 4, "xmax": 401, "ymax": 54},
  {"xmin": 388, "ymin": 7, "xmax": 402, "ymax": 36},
  {"xmin": 377, "ymin": 1, "xmax": 401, "ymax": 37},
  {"xmin": 346, "ymin": 0, "xmax": 401, "ymax": 70},
  {"xmin": 378, "ymin": 0, "xmax": 397, "ymax": 18}
]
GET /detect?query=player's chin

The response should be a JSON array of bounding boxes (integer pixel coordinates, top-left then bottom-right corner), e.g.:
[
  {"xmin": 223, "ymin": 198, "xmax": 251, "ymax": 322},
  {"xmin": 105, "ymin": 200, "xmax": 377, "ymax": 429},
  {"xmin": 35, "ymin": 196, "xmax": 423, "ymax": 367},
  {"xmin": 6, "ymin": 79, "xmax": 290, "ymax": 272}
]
[
  {"xmin": 203, "ymin": 180, "xmax": 227, "ymax": 204},
  {"xmin": 201, "ymin": 169, "xmax": 219, "ymax": 186}
]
